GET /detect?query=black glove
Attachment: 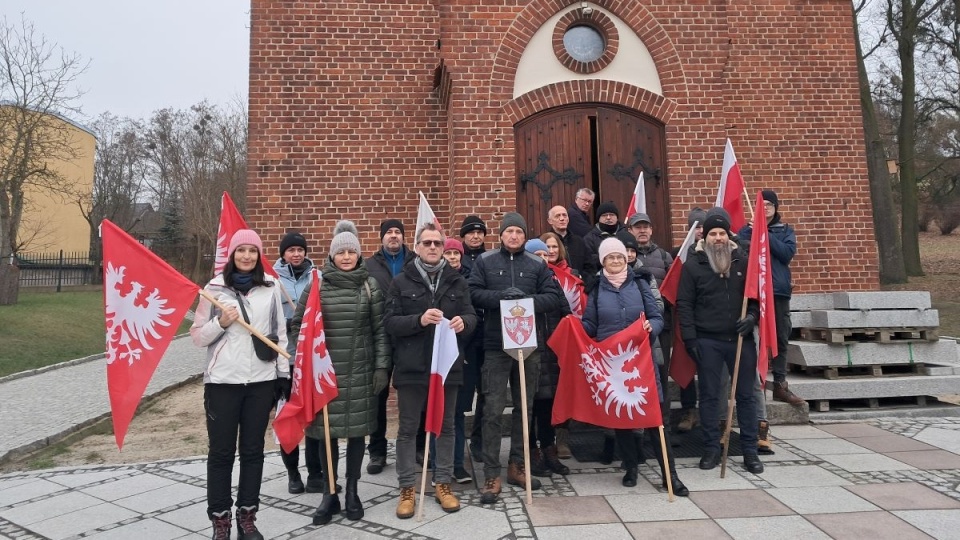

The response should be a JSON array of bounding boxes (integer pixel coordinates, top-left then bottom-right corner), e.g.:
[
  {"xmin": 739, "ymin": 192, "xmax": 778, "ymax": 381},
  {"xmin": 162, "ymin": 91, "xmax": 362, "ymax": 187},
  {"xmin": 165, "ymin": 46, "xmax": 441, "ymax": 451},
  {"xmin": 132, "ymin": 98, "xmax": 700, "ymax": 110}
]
[
  {"xmin": 501, "ymin": 287, "xmax": 526, "ymax": 300},
  {"xmin": 373, "ymin": 368, "xmax": 390, "ymax": 395},
  {"xmin": 684, "ymin": 339, "xmax": 702, "ymax": 363},
  {"xmin": 736, "ymin": 314, "xmax": 757, "ymax": 336},
  {"xmin": 275, "ymin": 377, "xmax": 292, "ymax": 402}
]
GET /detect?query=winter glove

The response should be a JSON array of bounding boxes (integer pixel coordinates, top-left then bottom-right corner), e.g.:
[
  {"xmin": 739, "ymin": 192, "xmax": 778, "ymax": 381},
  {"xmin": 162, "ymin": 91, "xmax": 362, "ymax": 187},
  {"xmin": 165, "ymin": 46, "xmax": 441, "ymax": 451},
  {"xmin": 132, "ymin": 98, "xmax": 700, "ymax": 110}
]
[
  {"xmin": 736, "ymin": 314, "xmax": 757, "ymax": 336},
  {"xmin": 683, "ymin": 339, "xmax": 702, "ymax": 363},
  {"xmin": 275, "ymin": 377, "xmax": 292, "ymax": 402},
  {"xmin": 501, "ymin": 287, "xmax": 526, "ymax": 300},
  {"xmin": 373, "ymin": 368, "xmax": 390, "ymax": 395}
]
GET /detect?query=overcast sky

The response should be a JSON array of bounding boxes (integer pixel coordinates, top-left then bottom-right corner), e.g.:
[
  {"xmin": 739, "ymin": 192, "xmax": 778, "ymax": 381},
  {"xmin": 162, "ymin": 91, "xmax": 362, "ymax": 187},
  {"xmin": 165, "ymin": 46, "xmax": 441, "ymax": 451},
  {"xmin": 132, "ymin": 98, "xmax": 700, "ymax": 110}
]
[{"xmin": 2, "ymin": 1, "xmax": 250, "ymax": 124}]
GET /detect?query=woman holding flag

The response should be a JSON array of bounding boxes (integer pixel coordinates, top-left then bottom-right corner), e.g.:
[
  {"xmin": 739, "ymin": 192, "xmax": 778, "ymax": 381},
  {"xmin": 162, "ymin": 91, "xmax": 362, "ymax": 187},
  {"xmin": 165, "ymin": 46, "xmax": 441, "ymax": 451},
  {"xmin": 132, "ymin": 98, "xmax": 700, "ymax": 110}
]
[
  {"xmin": 383, "ymin": 223, "xmax": 477, "ymax": 519},
  {"xmin": 582, "ymin": 237, "xmax": 688, "ymax": 496},
  {"xmin": 191, "ymin": 229, "xmax": 289, "ymax": 540}
]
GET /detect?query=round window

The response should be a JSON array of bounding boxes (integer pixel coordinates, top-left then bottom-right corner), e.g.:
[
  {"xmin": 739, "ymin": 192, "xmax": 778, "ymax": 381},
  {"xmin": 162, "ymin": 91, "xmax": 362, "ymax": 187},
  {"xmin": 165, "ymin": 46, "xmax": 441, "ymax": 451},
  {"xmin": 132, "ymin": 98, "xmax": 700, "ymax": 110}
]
[{"xmin": 563, "ymin": 25, "xmax": 605, "ymax": 63}]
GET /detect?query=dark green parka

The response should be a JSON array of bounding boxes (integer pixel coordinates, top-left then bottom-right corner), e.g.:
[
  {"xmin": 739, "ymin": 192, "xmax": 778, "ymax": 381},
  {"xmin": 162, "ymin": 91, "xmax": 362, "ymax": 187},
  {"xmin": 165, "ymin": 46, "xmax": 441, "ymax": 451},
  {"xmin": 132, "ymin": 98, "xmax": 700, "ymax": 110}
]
[{"xmin": 292, "ymin": 257, "xmax": 392, "ymax": 439}]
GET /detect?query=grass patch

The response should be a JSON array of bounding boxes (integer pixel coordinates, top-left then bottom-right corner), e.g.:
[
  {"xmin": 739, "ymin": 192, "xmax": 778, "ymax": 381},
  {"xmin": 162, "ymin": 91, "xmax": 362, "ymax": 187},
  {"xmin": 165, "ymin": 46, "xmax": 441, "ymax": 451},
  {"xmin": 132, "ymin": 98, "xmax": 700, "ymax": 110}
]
[
  {"xmin": 0, "ymin": 289, "xmax": 193, "ymax": 378},
  {"xmin": 28, "ymin": 458, "xmax": 56, "ymax": 470}
]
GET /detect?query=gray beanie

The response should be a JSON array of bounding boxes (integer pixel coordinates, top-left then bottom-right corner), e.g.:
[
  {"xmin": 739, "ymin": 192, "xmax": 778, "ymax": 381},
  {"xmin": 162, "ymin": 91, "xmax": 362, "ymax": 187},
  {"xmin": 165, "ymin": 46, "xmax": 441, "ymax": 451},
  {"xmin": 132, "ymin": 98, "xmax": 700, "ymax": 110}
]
[
  {"xmin": 687, "ymin": 207, "xmax": 707, "ymax": 228},
  {"xmin": 329, "ymin": 220, "xmax": 361, "ymax": 255},
  {"xmin": 500, "ymin": 212, "xmax": 528, "ymax": 237}
]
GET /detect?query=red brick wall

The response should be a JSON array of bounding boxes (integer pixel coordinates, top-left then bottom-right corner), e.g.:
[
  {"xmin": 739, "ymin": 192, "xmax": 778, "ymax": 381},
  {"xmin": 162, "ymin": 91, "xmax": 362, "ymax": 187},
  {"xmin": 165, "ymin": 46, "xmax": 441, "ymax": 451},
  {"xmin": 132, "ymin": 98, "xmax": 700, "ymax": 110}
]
[{"xmin": 248, "ymin": 0, "xmax": 878, "ymax": 292}]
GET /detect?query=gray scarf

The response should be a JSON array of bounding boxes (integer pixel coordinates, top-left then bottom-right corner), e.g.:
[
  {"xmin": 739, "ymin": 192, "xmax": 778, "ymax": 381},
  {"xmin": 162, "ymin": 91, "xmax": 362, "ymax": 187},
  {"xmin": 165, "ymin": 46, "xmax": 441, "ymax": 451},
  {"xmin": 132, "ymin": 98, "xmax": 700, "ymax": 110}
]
[{"xmin": 414, "ymin": 257, "xmax": 446, "ymax": 296}]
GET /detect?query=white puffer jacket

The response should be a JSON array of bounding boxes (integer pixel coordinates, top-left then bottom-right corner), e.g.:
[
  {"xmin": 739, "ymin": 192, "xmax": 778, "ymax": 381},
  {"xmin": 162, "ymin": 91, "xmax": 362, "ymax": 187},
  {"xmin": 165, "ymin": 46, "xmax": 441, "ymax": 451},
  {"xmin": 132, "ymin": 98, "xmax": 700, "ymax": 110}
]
[{"xmin": 191, "ymin": 274, "xmax": 290, "ymax": 384}]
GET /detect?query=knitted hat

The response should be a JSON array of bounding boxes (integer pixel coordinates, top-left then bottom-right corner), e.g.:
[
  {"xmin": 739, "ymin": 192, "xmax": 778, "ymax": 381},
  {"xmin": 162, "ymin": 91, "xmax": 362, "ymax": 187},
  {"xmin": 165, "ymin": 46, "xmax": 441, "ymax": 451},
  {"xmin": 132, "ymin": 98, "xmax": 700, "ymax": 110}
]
[
  {"xmin": 626, "ymin": 212, "xmax": 651, "ymax": 227},
  {"xmin": 330, "ymin": 220, "xmax": 361, "ymax": 255},
  {"xmin": 460, "ymin": 215, "xmax": 487, "ymax": 237},
  {"xmin": 687, "ymin": 207, "xmax": 707, "ymax": 228},
  {"xmin": 524, "ymin": 238, "xmax": 548, "ymax": 254},
  {"xmin": 598, "ymin": 237, "xmax": 627, "ymax": 263},
  {"xmin": 702, "ymin": 207, "xmax": 732, "ymax": 235},
  {"xmin": 762, "ymin": 190, "xmax": 779, "ymax": 211},
  {"xmin": 228, "ymin": 229, "xmax": 263, "ymax": 257},
  {"xmin": 379, "ymin": 219, "xmax": 405, "ymax": 239},
  {"xmin": 616, "ymin": 229, "xmax": 638, "ymax": 252},
  {"xmin": 443, "ymin": 238, "xmax": 464, "ymax": 255},
  {"xmin": 597, "ymin": 201, "xmax": 619, "ymax": 219},
  {"xmin": 279, "ymin": 231, "xmax": 308, "ymax": 255},
  {"xmin": 500, "ymin": 212, "xmax": 528, "ymax": 237}
]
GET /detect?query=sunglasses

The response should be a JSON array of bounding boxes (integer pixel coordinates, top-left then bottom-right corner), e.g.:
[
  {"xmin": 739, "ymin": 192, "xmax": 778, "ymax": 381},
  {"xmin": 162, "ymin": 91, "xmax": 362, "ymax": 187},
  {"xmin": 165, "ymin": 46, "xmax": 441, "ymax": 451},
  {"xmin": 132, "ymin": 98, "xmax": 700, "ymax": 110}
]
[{"xmin": 420, "ymin": 240, "xmax": 443, "ymax": 247}]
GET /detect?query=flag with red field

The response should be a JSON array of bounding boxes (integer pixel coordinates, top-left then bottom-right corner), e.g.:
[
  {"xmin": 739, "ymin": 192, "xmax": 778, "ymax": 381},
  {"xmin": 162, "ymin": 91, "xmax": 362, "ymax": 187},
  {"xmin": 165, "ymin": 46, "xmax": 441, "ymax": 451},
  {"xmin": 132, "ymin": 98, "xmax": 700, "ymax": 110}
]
[
  {"xmin": 549, "ymin": 315, "xmax": 662, "ymax": 429},
  {"xmin": 715, "ymin": 139, "xmax": 747, "ymax": 232},
  {"xmin": 660, "ymin": 221, "xmax": 701, "ymax": 388},
  {"xmin": 551, "ymin": 263, "xmax": 585, "ymax": 319},
  {"xmin": 214, "ymin": 191, "xmax": 279, "ymax": 278},
  {"xmin": 425, "ymin": 319, "xmax": 460, "ymax": 436},
  {"xmin": 627, "ymin": 172, "xmax": 647, "ymax": 217},
  {"xmin": 101, "ymin": 219, "xmax": 199, "ymax": 450},
  {"xmin": 744, "ymin": 191, "xmax": 778, "ymax": 385}
]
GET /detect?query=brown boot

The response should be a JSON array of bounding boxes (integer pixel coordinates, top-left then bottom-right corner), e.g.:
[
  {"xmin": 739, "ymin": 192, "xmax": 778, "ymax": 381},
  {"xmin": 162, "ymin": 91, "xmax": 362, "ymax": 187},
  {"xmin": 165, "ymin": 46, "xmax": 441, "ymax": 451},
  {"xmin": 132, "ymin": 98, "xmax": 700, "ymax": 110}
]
[
  {"xmin": 677, "ymin": 409, "xmax": 699, "ymax": 433},
  {"xmin": 772, "ymin": 381, "xmax": 805, "ymax": 405},
  {"xmin": 507, "ymin": 460, "xmax": 542, "ymax": 490},
  {"xmin": 555, "ymin": 428, "xmax": 572, "ymax": 459},
  {"xmin": 757, "ymin": 420, "xmax": 775, "ymax": 455},
  {"xmin": 543, "ymin": 445, "xmax": 570, "ymax": 475},
  {"xmin": 434, "ymin": 483, "xmax": 461, "ymax": 513},
  {"xmin": 529, "ymin": 448, "xmax": 551, "ymax": 477},
  {"xmin": 480, "ymin": 476, "xmax": 501, "ymax": 504},
  {"xmin": 396, "ymin": 487, "xmax": 415, "ymax": 519}
]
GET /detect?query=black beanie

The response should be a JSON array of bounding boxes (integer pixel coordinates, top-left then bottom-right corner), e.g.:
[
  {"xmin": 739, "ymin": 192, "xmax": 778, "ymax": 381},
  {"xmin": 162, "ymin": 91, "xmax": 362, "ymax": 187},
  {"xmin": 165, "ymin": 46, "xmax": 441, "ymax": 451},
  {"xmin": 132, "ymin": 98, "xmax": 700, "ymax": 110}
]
[
  {"xmin": 500, "ymin": 212, "xmax": 528, "ymax": 236},
  {"xmin": 596, "ymin": 201, "xmax": 619, "ymax": 219},
  {"xmin": 687, "ymin": 207, "xmax": 707, "ymax": 228},
  {"xmin": 702, "ymin": 207, "xmax": 732, "ymax": 235},
  {"xmin": 460, "ymin": 215, "xmax": 487, "ymax": 237},
  {"xmin": 279, "ymin": 231, "xmax": 308, "ymax": 255},
  {"xmin": 380, "ymin": 219, "xmax": 405, "ymax": 239},
  {"xmin": 616, "ymin": 229, "xmax": 638, "ymax": 251},
  {"xmin": 762, "ymin": 190, "xmax": 779, "ymax": 211}
]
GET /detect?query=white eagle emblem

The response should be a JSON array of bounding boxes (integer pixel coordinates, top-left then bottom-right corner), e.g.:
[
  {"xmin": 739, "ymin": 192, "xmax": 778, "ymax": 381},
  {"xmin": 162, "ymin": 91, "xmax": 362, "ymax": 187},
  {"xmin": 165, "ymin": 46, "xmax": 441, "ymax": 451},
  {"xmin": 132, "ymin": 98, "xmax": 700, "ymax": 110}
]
[
  {"xmin": 213, "ymin": 231, "xmax": 229, "ymax": 274},
  {"xmin": 578, "ymin": 341, "xmax": 650, "ymax": 419},
  {"xmin": 293, "ymin": 306, "xmax": 337, "ymax": 396},
  {"xmin": 503, "ymin": 315, "xmax": 534, "ymax": 345},
  {"xmin": 104, "ymin": 262, "xmax": 176, "ymax": 365},
  {"xmin": 559, "ymin": 275, "xmax": 582, "ymax": 317}
]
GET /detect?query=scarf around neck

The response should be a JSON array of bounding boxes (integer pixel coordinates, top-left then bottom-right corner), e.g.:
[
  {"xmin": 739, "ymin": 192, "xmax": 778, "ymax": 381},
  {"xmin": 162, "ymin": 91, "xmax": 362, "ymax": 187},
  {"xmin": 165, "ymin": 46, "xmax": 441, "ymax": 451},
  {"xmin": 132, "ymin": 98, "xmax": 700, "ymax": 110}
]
[
  {"xmin": 603, "ymin": 267, "xmax": 628, "ymax": 289},
  {"xmin": 414, "ymin": 257, "xmax": 446, "ymax": 295}
]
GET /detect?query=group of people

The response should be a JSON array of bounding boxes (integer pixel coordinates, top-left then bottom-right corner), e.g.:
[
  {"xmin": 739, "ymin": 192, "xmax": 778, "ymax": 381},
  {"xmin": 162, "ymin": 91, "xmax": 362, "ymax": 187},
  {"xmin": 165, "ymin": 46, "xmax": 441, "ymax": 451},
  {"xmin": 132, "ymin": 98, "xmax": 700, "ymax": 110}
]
[{"xmin": 189, "ymin": 187, "xmax": 799, "ymax": 540}]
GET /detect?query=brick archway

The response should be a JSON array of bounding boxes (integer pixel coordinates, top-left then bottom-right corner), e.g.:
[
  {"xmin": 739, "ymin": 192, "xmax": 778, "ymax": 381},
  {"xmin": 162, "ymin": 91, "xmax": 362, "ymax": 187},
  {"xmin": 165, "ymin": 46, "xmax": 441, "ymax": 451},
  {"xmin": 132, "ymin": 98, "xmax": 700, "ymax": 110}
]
[{"xmin": 503, "ymin": 80, "xmax": 677, "ymax": 126}]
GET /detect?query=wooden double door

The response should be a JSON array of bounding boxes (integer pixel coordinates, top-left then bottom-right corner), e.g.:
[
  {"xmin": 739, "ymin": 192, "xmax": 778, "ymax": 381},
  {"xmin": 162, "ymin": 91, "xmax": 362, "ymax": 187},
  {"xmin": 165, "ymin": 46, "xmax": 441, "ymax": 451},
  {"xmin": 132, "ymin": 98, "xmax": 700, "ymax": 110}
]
[{"xmin": 515, "ymin": 105, "xmax": 671, "ymax": 248}]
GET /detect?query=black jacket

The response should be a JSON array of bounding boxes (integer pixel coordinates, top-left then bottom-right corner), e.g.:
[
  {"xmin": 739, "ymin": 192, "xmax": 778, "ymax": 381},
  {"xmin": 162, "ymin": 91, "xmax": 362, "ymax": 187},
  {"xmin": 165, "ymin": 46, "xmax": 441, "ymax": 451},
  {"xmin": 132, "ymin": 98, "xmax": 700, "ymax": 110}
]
[
  {"xmin": 676, "ymin": 240, "xmax": 759, "ymax": 343},
  {"xmin": 468, "ymin": 247, "xmax": 566, "ymax": 351},
  {"xmin": 567, "ymin": 204, "xmax": 592, "ymax": 238},
  {"xmin": 556, "ymin": 230, "xmax": 593, "ymax": 280},
  {"xmin": 366, "ymin": 247, "xmax": 416, "ymax": 293},
  {"xmin": 384, "ymin": 262, "xmax": 477, "ymax": 387}
]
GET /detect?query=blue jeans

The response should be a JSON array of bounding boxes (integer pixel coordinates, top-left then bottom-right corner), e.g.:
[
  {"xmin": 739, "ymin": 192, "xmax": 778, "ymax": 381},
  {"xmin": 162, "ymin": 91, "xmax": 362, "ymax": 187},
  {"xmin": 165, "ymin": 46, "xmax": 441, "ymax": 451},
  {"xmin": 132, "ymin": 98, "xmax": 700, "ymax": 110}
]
[{"xmin": 694, "ymin": 338, "xmax": 758, "ymax": 455}]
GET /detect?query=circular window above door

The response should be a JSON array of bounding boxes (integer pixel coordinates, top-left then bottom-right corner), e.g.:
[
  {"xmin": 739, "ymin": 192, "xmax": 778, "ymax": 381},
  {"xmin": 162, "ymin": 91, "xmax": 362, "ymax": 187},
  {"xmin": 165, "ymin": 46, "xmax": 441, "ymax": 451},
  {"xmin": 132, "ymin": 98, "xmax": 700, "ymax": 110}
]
[{"xmin": 553, "ymin": 8, "xmax": 619, "ymax": 74}]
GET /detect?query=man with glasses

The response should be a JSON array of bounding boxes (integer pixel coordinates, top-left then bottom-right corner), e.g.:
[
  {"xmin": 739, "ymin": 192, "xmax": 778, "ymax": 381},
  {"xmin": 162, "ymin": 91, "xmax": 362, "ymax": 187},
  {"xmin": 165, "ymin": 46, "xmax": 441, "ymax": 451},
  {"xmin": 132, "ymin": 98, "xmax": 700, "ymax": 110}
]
[{"xmin": 567, "ymin": 188, "xmax": 595, "ymax": 238}]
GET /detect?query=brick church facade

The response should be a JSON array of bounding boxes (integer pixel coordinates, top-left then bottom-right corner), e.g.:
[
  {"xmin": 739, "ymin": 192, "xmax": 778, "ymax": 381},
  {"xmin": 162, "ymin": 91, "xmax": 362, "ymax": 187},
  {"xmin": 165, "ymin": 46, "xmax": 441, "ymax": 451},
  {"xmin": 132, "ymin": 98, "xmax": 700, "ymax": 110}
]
[{"xmin": 246, "ymin": 0, "xmax": 879, "ymax": 292}]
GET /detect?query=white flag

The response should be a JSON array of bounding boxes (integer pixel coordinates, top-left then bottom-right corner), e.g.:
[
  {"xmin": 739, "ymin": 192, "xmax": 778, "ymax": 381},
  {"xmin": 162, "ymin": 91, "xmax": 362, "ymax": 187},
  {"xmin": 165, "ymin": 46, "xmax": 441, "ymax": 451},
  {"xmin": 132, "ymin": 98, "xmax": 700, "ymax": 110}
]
[
  {"xmin": 627, "ymin": 172, "xmax": 647, "ymax": 217},
  {"xmin": 416, "ymin": 191, "xmax": 443, "ymax": 239}
]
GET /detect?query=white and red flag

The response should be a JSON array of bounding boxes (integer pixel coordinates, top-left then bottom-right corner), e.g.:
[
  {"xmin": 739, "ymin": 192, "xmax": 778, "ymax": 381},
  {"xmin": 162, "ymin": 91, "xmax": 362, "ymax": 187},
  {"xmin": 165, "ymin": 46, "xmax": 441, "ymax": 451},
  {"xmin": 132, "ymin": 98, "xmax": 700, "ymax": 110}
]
[
  {"xmin": 274, "ymin": 271, "xmax": 339, "ymax": 452},
  {"xmin": 627, "ymin": 171, "xmax": 647, "ymax": 218},
  {"xmin": 660, "ymin": 220, "xmax": 701, "ymax": 388},
  {"xmin": 548, "ymin": 315, "xmax": 662, "ymax": 429},
  {"xmin": 715, "ymin": 139, "xmax": 747, "ymax": 232},
  {"xmin": 214, "ymin": 191, "xmax": 279, "ymax": 278},
  {"xmin": 101, "ymin": 219, "xmax": 199, "ymax": 450},
  {"xmin": 425, "ymin": 318, "xmax": 460, "ymax": 436},
  {"xmin": 416, "ymin": 191, "xmax": 443, "ymax": 239},
  {"xmin": 744, "ymin": 191, "xmax": 778, "ymax": 385},
  {"xmin": 550, "ymin": 263, "xmax": 585, "ymax": 319}
]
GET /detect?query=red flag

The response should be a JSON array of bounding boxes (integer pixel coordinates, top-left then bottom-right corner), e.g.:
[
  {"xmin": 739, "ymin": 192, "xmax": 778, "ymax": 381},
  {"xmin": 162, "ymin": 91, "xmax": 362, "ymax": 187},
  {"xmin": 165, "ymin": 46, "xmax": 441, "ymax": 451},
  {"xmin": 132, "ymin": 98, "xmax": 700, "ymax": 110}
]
[
  {"xmin": 214, "ymin": 191, "xmax": 279, "ymax": 278},
  {"xmin": 661, "ymin": 221, "xmax": 701, "ymax": 389},
  {"xmin": 101, "ymin": 219, "xmax": 199, "ymax": 450},
  {"xmin": 273, "ymin": 272, "xmax": 339, "ymax": 453},
  {"xmin": 425, "ymin": 320, "xmax": 460, "ymax": 436},
  {"xmin": 626, "ymin": 172, "xmax": 647, "ymax": 218},
  {"xmin": 660, "ymin": 221, "xmax": 699, "ymax": 306},
  {"xmin": 549, "ymin": 315, "xmax": 662, "ymax": 429},
  {"xmin": 715, "ymin": 139, "xmax": 747, "ymax": 231},
  {"xmin": 744, "ymin": 191, "xmax": 778, "ymax": 385},
  {"xmin": 550, "ymin": 262, "xmax": 585, "ymax": 318}
]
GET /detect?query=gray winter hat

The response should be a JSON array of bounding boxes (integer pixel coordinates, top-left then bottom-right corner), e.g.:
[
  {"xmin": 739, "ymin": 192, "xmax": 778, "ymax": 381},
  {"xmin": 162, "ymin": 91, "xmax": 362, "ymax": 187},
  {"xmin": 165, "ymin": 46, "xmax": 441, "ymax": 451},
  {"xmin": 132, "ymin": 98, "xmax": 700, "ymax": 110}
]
[
  {"xmin": 687, "ymin": 207, "xmax": 707, "ymax": 228},
  {"xmin": 500, "ymin": 212, "xmax": 528, "ymax": 237},
  {"xmin": 329, "ymin": 220, "xmax": 361, "ymax": 255}
]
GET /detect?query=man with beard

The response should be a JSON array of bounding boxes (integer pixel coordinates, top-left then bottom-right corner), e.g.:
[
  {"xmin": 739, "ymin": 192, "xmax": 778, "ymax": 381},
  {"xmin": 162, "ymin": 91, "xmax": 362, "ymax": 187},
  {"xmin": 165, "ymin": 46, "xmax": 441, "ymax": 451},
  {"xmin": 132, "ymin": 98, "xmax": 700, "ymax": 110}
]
[
  {"xmin": 546, "ymin": 205, "xmax": 591, "ymax": 277},
  {"xmin": 676, "ymin": 208, "xmax": 764, "ymax": 475}
]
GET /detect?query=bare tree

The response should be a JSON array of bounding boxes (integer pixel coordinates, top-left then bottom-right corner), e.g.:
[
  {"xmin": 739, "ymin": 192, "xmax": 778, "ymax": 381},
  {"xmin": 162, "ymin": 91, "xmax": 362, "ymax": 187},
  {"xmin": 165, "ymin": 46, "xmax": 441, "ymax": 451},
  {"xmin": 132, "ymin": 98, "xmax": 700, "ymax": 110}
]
[{"xmin": 0, "ymin": 15, "xmax": 87, "ymax": 304}]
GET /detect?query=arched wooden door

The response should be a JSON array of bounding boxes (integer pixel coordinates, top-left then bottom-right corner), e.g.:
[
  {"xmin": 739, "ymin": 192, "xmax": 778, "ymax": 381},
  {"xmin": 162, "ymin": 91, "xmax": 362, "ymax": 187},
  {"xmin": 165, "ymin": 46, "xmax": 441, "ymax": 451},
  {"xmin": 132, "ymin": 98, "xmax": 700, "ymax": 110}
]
[{"xmin": 515, "ymin": 105, "xmax": 671, "ymax": 248}]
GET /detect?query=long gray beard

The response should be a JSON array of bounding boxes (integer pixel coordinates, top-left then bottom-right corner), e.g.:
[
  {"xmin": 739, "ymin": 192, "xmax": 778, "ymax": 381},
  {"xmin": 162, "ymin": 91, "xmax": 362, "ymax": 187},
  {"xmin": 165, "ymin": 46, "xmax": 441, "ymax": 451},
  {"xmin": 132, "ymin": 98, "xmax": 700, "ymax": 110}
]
[{"xmin": 705, "ymin": 240, "xmax": 734, "ymax": 278}]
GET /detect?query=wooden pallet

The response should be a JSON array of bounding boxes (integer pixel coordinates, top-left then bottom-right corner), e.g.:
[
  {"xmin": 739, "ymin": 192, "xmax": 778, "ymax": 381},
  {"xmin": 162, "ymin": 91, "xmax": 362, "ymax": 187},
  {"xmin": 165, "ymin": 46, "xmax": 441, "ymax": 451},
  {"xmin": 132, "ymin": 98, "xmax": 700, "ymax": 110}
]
[
  {"xmin": 799, "ymin": 327, "xmax": 939, "ymax": 344},
  {"xmin": 792, "ymin": 363, "xmax": 926, "ymax": 380},
  {"xmin": 810, "ymin": 395, "xmax": 931, "ymax": 412}
]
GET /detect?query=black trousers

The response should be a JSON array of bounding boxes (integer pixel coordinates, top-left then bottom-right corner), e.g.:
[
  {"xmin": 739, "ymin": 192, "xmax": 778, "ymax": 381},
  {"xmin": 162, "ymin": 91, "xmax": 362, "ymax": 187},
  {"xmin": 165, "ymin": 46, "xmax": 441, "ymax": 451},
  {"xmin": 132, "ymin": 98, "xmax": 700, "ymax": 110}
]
[
  {"xmin": 322, "ymin": 436, "xmax": 365, "ymax": 482},
  {"xmin": 280, "ymin": 435, "xmax": 323, "ymax": 480},
  {"xmin": 204, "ymin": 381, "xmax": 275, "ymax": 517},
  {"xmin": 530, "ymin": 397, "xmax": 556, "ymax": 449},
  {"xmin": 771, "ymin": 296, "xmax": 791, "ymax": 383}
]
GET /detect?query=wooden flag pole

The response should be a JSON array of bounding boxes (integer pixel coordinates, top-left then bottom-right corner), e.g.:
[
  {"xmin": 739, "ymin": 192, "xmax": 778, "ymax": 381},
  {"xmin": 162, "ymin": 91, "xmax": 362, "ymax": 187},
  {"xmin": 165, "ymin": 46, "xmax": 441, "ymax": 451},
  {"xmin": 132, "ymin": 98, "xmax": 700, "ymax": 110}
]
[
  {"xmin": 322, "ymin": 406, "xmax": 337, "ymax": 494},
  {"xmin": 742, "ymin": 186, "xmax": 754, "ymax": 218},
  {"xmin": 517, "ymin": 349, "xmax": 534, "ymax": 505},
  {"xmin": 199, "ymin": 290, "xmax": 291, "ymax": 359},
  {"xmin": 279, "ymin": 285, "xmax": 298, "ymax": 313},
  {"xmin": 416, "ymin": 434, "xmax": 433, "ymax": 521},
  {"xmin": 720, "ymin": 296, "xmax": 750, "ymax": 478},
  {"xmin": 657, "ymin": 425, "xmax": 676, "ymax": 502}
]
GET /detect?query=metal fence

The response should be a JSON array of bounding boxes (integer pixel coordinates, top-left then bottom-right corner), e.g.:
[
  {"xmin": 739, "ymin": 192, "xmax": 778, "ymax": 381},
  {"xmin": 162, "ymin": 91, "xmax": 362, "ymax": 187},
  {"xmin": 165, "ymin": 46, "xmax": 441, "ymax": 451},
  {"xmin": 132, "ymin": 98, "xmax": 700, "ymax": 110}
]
[{"xmin": 16, "ymin": 251, "xmax": 99, "ymax": 289}]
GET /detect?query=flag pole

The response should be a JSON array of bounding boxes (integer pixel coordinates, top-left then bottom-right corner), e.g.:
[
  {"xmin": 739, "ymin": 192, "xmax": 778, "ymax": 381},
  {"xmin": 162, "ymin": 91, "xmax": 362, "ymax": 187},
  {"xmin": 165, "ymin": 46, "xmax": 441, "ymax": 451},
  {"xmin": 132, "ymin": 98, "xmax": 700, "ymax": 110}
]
[
  {"xmin": 720, "ymin": 296, "xmax": 749, "ymax": 478},
  {"xmin": 198, "ymin": 290, "xmax": 291, "ymax": 360},
  {"xmin": 517, "ymin": 349, "xmax": 533, "ymax": 505},
  {"xmin": 742, "ymin": 186, "xmax": 754, "ymax": 217},
  {"xmin": 279, "ymin": 285, "xmax": 297, "ymax": 313},
  {"xmin": 322, "ymin": 406, "xmax": 336, "ymax": 494},
  {"xmin": 416, "ymin": 434, "xmax": 432, "ymax": 521},
  {"xmin": 657, "ymin": 425, "xmax": 675, "ymax": 502}
]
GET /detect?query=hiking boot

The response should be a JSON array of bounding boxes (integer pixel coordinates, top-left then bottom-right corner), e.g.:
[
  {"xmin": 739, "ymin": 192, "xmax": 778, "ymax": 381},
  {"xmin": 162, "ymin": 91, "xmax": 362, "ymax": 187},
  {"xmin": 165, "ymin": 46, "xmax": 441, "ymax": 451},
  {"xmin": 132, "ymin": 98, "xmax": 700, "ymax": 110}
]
[
  {"xmin": 366, "ymin": 454, "xmax": 386, "ymax": 475},
  {"xmin": 758, "ymin": 420, "xmax": 775, "ymax": 455},
  {"xmin": 622, "ymin": 467, "xmax": 638, "ymax": 487},
  {"xmin": 396, "ymin": 487, "xmax": 416, "ymax": 519},
  {"xmin": 235, "ymin": 506, "xmax": 263, "ymax": 540},
  {"xmin": 453, "ymin": 466, "xmax": 472, "ymax": 484},
  {"xmin": 743, "ymin": 454, "xmax": 764, "ymax": 474},
  {"xmin": 555, "ymin": 428, "xmax": 572, "ymax": 459},
  {"xmin": 210, "ymin": 510, "xmax": 231, "ymax": 540},
  {"xmin": 480, "ymin": 476, "xmax": 501, "ymax": 504},
  {"xmin": 543, "ymin": 445, "xmax": 570, "ymax": 475},
  {"xmin": 434, "ymin": 482, "xmax": 461, "ymax": 513},
  {"xmin": 311, "ymin": 493, "xmax": 341, "ymax": 525},
  {"xmin": 507, "ymin": 460, "xmax": 542, "ymax": 490},
  {"xmin": 529, "ymin": 448, "xmax": 551, "ymax": 477},
  {"xmin": 772, "ymin": 381, "xmax": 805, "ymax": 405},
  {"xmin": 677, "ymin": 409, "xmax": 699, "ymax": 433},
  {"xmin": 287, "ymin": 471, "xmax": 305, "ymax": 494}
]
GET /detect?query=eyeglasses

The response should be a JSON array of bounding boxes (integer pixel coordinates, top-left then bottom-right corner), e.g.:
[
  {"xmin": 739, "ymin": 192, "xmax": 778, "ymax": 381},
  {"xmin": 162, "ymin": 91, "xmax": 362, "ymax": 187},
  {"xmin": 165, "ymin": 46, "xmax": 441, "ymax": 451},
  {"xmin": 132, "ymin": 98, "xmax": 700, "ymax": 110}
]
[
  {"xmin": 604, "ymin": 254, "xmax": 626, "ymax": 261},
  {"xmin": 576, "ymin": 196, "xmax": 594, "ymax": 203},
  {"xmin": 420, "ymin": 240, "xmax": 443, "ymax": 247}
]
